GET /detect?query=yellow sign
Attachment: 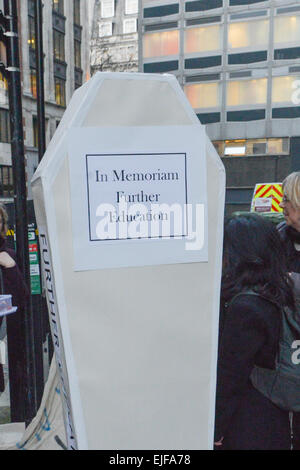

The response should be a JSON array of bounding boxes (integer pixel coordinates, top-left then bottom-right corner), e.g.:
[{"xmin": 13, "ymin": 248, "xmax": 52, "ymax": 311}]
[{"xmin": 251, "ymin": 183, "xmax": 283, "ymax": 213}]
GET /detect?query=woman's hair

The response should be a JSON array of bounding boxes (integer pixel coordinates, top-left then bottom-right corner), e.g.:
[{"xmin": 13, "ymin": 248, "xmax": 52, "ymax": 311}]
[
  {"xmin": 0, "ymin": 204, "xmax": 8, "ymax": 239},
  {"xmin": 221, "ymin": 214, "xmax": 294, "ymax": 310},
  {"xmin": 282, "ymin": 172, "xmax": 300, "ymax": 209}
]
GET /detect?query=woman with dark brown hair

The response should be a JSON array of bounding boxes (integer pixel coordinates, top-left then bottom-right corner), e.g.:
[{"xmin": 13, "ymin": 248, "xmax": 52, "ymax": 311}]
[{"xmin": 214, "ymin": 214, "xmax": 295, "ymax": 450}]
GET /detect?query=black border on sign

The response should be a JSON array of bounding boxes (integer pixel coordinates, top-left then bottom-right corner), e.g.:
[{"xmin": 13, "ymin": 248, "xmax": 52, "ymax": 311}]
[{"xmin": 85, "ymin": 153, "xmax": 188, "ymax": 242}]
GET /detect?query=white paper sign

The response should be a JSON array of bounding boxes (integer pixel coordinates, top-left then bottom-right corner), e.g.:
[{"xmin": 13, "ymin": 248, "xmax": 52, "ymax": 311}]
[
  {"xmin": 68, "ymin": 126, "xmax": 208, "ymax": 271},
  {"xmin": 254, "ymin": 197, "xmax": 272, "ymax": 213},
  {"xmin": 30, "ymin": 264, "xmax": 40, "ymax": 276},
  {"xmin": 86, "ymin": 153, "xmax": 188, "ymax": 241}
]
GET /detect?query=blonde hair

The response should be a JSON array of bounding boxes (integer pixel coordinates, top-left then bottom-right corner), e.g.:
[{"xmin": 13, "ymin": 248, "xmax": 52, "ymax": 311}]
[
  {"xmin": 0, "ymin": 204, "xmax": 8, "ymax": 239},
  {"xmin": 282, "ymin": 172, "xmax": 300, "ymax": 209}
]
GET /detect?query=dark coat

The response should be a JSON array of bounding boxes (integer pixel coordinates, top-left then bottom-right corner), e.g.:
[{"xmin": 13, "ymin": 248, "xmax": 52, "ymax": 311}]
[
  {"xmin": 277, "ymin": 221, "xmax": 300, "ymax": 272},
  {"xmin": 214, "ymin": 293, "xmax": 291, "ymax": 450},
  {"xmin": 277, "ymin": 221, "xmax": 300, "ymax": 450},
  {"xmin": 0, "ymin": 238, "xmax": 29, "ymax": 392}
]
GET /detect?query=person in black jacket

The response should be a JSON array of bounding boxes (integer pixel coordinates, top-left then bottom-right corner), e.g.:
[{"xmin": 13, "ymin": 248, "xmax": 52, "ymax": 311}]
[
  {"xmin": 214, "ymin": 214, "xmax": 295, "ymax": 450},
  {"xmin": 0, "ymin": 204, "xmax": 29, "ymax": 420},
  {"xmin": 278, "ymin": 172, "xmax": 300, "ymax": 450}
]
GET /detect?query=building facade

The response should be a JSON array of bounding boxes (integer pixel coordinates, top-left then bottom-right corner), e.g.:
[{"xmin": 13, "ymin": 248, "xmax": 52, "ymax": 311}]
[
  {"xmin": 90, "ymin": 0, "xmax": 138, "ymax": 74},
  {"xmin": 0, "ymin": 0, "xmax": 90, "ymax": 200},
  {"xmin": 139, "ymin": 0, "xmax": 300, "ymax": 213}
]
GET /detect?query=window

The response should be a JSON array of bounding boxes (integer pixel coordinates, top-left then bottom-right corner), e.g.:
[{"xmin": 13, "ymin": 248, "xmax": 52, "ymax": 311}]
[
  {"xmin": 33, "ymin": 116, "xmax": 38, "ymax": 148},
  {"xmin": 28, "ymin": 1, "xmax": 37, "ymax": 100},
  {"xmin": 53, "ymin": 0, "xmax": 64, "ymax": 15},
  {"xmin": 228, "ymin": 20, "xmax": 269, "ymax": 49},
  {"xmin": 125, "ymin": 0, "xmax": 138, "ymax": 15},
  {"xmin": 28, "ymin": 0, "xmax": 35, "ymax": 16},
  {"xmin": 123, "ymin": 18, "xmax": 137, "ymax": 34},
  {"xmin": 217, "ymin": 137, "xmax": 289, "ymax": 157},
  {"xmin": 0, "ymin": 108, "xmax": 10, "ymax": 143},
  {"xmin": 0, "ymin": 42, "xmax": 6, "ymax": 66},
  {"xmin": 74, "ymin": 0, "xmax": 80, "ymax": 25},
  {"xmin": 54, "ymin": 78, "xmax": 66, "ymax": 106},
  {"xmin": 28, "ymin": 14, "xmax": 36, "ymax": 50},
  {"xmin": 101, "ymin": 0, "xmax": 114, "ymax": 18},
  {"xmin": 184, "ymin": 24, "xmax": 222, "ymax": 54},
  {"xmin": 185, "ymin": 0, "xmax": 223, "ymax": 12},
  {"xmin": 184, "ymin": 82, "xmax": 220, "ymax": 108},
  {"xmin": 227, "ymin": 78, "xmax": 267, "ymax": 106},
  {"xmin": 53, "ymin": 30, "xmax": 65, "ymax": 61},
  {"xmin": 30, "ymin": 69, "xmax": 37, "ymax": 98},
  {"xmin": 267, "ymin": 138, "xmax": 289, "ymax": 154},
  {"xmin": 0, "ymin": 166, "xmax": 13, "ymax": 198},
  {"xmin": 99, "ymin": 22, "xmax": 113, "ymax": 37},
  {"xmin": 143, "ymin": 30, "xmax": 179, "ymax": 58},
  {"xmin": 32, "ymin": 117, "xmax": 49, "ymax": 147},
  {"xmin": 74, "ymin": 40, "xmax": 81, "ymax": 68},
  {"xmin": 229, "ymin": 0, "xmax": 266, "ymax": 4},
  {"xmin": 0, "ymin": 71, "xmax": 7, "ymax": 91},
  {"xmin": 272, "ymin": 75, "xmax": 300, "ymax": 103},
  {"xmin": 274, "ymin": 16, "xmax": 300, "ymax": 45},
  {"xmin": 224, "ymin": 140, "xmax": 246, "ymax": 156},
  {"xmin": 246, "ymin": 139, "xmax": 267, "ymax": 155},
  {"xmin": 213, "ymin": 141, "xmax": 224, "ymax": 156}
]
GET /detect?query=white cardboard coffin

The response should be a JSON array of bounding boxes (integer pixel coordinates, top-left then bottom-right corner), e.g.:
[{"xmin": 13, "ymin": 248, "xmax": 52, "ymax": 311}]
[{"xmin": 31, "ymin": 73, "xmax": 225, "ymax": 450}]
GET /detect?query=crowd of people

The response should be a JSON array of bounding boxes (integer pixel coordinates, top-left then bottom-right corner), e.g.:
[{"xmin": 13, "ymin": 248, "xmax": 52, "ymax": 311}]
[{"xmin": 214, "ymin": 171, "xmax": 300, "ymax": 450}]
